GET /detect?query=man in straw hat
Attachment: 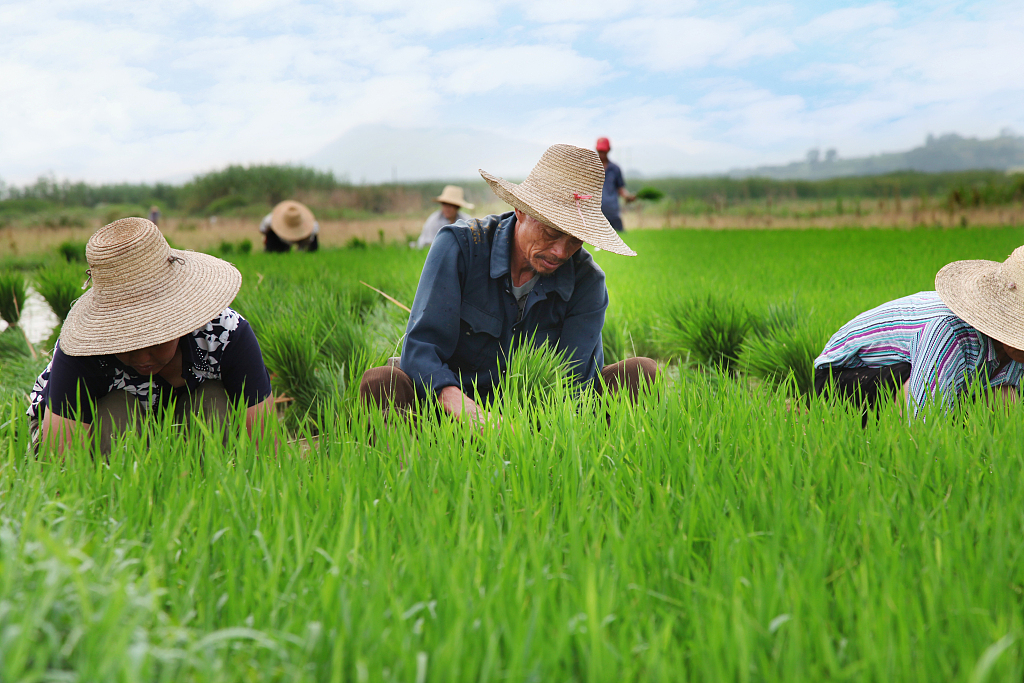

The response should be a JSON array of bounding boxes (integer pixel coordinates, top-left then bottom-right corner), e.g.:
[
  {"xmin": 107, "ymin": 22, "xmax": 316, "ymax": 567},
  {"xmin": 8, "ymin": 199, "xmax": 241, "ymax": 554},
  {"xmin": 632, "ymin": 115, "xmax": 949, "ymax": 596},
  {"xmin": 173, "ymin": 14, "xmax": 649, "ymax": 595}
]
[
  {"xmin": 28, "ymin": 217, "xmax": 274, "ymax": 454},
  {"xmin": 359, "ymin": 144, "xmax": 657, "ymax": 424},
  {"xmin": 414, "ymin": 185, "xmax": 474, "ymax": 249},
  {"xmin": 814, "ymin": 246, "xmax": 1024, "ymax": 421},
  {"xmin": 260, "ymin": 200, "xmax": 320, "ymax": 252}
]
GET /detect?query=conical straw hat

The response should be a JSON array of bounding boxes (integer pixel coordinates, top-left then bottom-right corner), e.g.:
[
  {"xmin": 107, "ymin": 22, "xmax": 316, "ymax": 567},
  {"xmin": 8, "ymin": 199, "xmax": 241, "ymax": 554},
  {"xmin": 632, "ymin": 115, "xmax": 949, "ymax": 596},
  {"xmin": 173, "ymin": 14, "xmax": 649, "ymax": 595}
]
[
  {"xmin": 270, "ymin": 200, "xmax": 316, "ymax": 241},
  {"xmin": 480, "ymin": 144, "xmax": 636, "ymax": 256},
  {"xmin": 59, "ymin": 217, "xmax": 242, "ymax": 356},
  {"xmin": 935, "ymin": 245, "xmax": 1024, "ymax": 350},
  {"xmin": 434, "ymin": 185, "xmax": 474, "ymax": 209}
]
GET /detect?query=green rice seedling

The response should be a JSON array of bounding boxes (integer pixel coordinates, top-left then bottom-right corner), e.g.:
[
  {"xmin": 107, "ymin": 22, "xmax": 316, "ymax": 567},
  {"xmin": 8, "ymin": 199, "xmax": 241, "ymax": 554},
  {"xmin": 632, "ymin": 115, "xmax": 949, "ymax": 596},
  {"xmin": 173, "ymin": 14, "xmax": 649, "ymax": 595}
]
[
  {"xmin": 740, "ymin": 322, "xmax": 823, "ymax": 394},
  {"xmin": 57, "ymin": 240, "xmax": 87, "ymax": 263},
  {"xmin": 602, "ymin": 315, "xmax": 630, "ymax": 365},
  {"xmin": 742, "ymin": 298, "xmax": 823, "ymax": 394},
  {"xmin": 0, "ymin": 270, "xmax": 28, "ymax": 326},
  {"xmin": 217, "ymin": 240, "xmax": 235, "ymax": 256},
  {"xmin": 495, "ymin": 337, "xmax": 572, "ymax": 414},
  {"xmin": 35, "ymin": 263, "xmax": 83, "ymax": 321},
  {"xmin": 237, "ymin": 238, "xmax": 252, "ymax": 254},
  {"xmin": 636, "ymin": 186, "xmax": 665, "ymax": 201},
  {"xmin": 658, "ymin": 293, "xmax": 751, "ymax": 374}
]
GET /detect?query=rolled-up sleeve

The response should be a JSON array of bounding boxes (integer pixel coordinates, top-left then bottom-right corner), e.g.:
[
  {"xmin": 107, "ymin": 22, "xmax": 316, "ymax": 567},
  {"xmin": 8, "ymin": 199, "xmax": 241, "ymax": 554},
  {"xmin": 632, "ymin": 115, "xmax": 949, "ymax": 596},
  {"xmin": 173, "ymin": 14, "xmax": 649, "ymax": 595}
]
[
  {"xmin": 401, "ymin": 229, "xmax": 466, "ymax": 398},
  {"xmin": 557, "ymin": 262, "xmax": 607, "ymax": 388}
]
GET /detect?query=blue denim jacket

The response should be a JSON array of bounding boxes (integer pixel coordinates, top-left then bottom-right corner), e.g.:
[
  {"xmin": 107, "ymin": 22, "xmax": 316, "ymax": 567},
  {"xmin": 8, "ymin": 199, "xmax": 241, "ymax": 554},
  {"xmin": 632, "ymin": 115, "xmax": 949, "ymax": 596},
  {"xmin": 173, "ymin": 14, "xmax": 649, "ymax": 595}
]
[{"xmin": 401, "ymin": 211, "xmax": 607, "ymax": 402}]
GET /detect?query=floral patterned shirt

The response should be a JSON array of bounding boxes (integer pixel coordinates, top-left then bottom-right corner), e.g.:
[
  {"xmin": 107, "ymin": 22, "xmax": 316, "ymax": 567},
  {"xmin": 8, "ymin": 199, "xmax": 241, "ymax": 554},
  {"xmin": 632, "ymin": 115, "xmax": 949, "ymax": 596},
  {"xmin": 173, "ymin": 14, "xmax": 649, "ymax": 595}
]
[{"xmin": 27, "ymin": 308, "xmax": 271, "ymax": 432}]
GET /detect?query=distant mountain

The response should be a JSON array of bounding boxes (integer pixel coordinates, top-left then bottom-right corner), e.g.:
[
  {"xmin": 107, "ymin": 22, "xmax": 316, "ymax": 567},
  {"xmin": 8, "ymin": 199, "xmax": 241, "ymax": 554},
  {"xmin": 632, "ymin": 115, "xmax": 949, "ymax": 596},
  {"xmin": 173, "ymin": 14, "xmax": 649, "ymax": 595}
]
[{"xmin": 728, "ymin": 131, "xmax": 1024, "ymax": 180}]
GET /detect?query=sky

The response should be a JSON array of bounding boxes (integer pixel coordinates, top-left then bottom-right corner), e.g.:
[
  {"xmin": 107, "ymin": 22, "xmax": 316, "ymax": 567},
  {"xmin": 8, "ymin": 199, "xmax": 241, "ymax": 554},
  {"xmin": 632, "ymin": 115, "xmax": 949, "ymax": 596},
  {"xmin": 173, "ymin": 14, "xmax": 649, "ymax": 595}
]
[{"xmin": 1, "ymin": 0, "xmax": 1022, "ymax": 186}]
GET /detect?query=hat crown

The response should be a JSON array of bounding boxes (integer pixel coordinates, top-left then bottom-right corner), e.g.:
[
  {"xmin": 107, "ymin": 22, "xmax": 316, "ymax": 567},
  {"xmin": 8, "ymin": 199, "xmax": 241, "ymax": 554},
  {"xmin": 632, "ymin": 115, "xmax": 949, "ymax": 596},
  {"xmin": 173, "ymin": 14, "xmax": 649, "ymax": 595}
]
[
  {"xmin": 87, "ymin": 218, "xmax": 172, "ymax": 289},
  {"xmin": 283, "ymin": 205, "xmax": 303, "ymax": 228},
  {"xmin": 521, "ymin": 144, "xmax": 604, "ymax": 208}
]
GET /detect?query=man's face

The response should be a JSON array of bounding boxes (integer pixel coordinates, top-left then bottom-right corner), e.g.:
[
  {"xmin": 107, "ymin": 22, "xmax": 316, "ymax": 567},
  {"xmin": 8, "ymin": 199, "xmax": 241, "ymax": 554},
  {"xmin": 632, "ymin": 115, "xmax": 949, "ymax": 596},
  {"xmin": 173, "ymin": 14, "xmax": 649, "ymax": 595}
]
[
  {"xmin": 513, "ymin": 208, "xmax": 584, "ymax": 277},
  {"xmin": 115, "ymin": 338, "xmax": 179, "ymax": 376},
  {"xmin": 440, "ymin": 202, "xmax": 460, "ymax": 222}
]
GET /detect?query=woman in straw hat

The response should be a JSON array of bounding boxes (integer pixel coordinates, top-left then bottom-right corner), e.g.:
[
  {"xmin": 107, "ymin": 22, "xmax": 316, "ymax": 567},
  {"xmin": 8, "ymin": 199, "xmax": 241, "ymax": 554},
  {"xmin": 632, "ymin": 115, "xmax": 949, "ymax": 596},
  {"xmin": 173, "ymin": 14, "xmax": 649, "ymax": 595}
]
[
  {"xmin": 360, "ymin": 144, "xmax": 657, "ymax": 425},
  {"xmin": 814, "ymin": 246, "xmax": 1024, "ymax": 421},
  {"xmin": 414, "ymin": 185, "xmax": 474, "ymax": 249},
  {"xmin": 259, "ymin": 200, "xmax": 319, "ymax": 252},
  {"xmin": 27, "ymin": 217, "xmax": 274, "ymax": 454}
]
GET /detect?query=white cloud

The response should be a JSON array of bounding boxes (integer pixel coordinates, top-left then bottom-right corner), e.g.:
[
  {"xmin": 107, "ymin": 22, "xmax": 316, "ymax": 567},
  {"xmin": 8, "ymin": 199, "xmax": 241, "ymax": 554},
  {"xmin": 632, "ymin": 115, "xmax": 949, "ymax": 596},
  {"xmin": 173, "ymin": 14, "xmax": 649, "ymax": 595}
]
[
  {"xmin": 800, "ymin": 3, "xmax": 898, "ymax": 37},
  {"xmin": 600, "ymin": 15, "xmax": 794, "ymax": 71},
  {"xmin": 434, "ymin": 45, "xmax": 611, "ymax": 95}
]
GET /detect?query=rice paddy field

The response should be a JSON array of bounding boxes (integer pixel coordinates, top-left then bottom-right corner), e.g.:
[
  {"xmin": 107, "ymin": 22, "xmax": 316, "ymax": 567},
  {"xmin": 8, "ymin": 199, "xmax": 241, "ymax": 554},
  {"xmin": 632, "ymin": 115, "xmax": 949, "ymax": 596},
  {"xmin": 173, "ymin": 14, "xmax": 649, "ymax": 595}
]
[{"xmin": 3, "ymin": 223, "xmax": 1024, "ymax": 681}]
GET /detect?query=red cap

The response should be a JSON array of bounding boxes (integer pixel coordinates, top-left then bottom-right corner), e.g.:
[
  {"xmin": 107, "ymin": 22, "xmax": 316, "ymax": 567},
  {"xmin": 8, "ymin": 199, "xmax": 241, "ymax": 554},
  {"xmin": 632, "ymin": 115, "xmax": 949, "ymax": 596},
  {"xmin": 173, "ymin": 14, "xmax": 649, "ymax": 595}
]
[{"xmin": 595, "ymin": 137, "xmax": 611, "ymax": 152}]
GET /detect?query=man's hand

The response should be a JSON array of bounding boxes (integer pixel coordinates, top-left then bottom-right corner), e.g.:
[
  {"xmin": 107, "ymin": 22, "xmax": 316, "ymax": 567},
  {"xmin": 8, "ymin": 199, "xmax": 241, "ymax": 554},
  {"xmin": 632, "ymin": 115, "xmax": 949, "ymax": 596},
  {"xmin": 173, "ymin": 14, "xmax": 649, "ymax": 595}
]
[{"xmin": 438, "ymin": 385, "xmax": 500, "ymax": 429}]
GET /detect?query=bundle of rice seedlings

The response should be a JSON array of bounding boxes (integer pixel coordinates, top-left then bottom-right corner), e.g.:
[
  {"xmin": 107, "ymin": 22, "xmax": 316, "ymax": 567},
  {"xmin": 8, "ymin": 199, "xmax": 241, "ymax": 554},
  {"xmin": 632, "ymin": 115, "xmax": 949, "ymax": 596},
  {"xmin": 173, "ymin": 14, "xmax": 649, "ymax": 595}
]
[
  {"xmin": 0, "ymin": 327, "xmax": 31, "ymax": 360},
  {"xmin": 740, "ymin": 324, "xmax": 822, "ymax": 394},
  {"xmin": 658, "ymin": 294, "xmax": 751, "ymax": 374},
  {"xmin": 35, "ymin": 264, "xmax": 82, "ymax": 321},
  {"xmin": 57, "ymin": 240, "xmax": 87, "ymax": 263},
  {"xmin": 741, "ymin": 298, "xmax": 823, "ymax": 394},
  {"xmin": 496, "ymin": 336, "xmax": 572, "ymax": 413},
  {"xmin": 257, "ymin": 319, "xmax": 333, "ymax": 428},
  {"xmin": 0, "ymin": 270, "xmax": 28, "ymax": 326}
]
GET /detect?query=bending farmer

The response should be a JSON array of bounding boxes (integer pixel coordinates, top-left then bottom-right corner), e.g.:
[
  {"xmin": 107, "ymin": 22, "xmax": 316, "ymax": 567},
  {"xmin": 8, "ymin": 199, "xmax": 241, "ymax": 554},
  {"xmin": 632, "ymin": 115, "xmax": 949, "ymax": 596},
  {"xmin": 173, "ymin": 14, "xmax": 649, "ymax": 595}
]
[
  {"xmin": 360, "ymin": 144, "xmax": 657, "ymax": 424},
  {"xmin": 814, "ymin": 246, "xmax": 1024, "ymax": 419},
  {"xmin": 28, "ymin": 217, "xmax": 274, "ymax": 454},
  {"xmin": 260, "ymin": 200, "xmax": 320, "ymax": 252}
]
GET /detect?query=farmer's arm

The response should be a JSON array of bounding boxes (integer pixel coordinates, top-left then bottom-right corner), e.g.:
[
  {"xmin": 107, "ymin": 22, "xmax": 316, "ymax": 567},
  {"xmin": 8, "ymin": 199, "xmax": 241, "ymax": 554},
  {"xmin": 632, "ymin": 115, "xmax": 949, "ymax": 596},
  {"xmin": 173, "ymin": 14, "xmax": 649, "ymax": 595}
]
[
  {"xmin": 38, "ymin": 347, "xmax": 107, "ymax": 456},
  {"xmin": 618, "ymin": 186, "xmax": 637, "ymax": 203},
  {"xmin": 40, "ymin": 410, "xmax": 90, "ymax": 455},
  {"xmin": 906, "ymin": 317, "xmax": 971, "ymax": 417},
  {"xmin": 219, "ymin": 318, "xmax": 275, "ymax": 438},
  {"xmin": 556, "ymin": 255, "xmax": 609, "ymax": 389},
  {"xmin": 402, "ymin": 228, "xmax": 467, "ymax": 401}
]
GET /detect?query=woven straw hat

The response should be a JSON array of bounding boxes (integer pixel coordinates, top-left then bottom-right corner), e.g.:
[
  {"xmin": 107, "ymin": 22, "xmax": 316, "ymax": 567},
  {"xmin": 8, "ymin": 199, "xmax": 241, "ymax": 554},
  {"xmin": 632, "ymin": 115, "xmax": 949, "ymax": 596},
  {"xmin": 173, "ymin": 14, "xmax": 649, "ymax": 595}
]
[
  {"xmin": 270, "ymin": 200, "xmax": 316, "ymax": 241},
  {"xmin": 935, "ymin": 245, "xmax": 1024, "ymax": 349},
  {"xmin": 59, "ymin": 218, "xmax": 242, "ymax": 357},
  {"xmin": 434, "ymin": 185, "xmax": 474, "ymax": 209},
  {"xmin": 480, "ymin": 144, "xmax": 636, "ymax": 256}
]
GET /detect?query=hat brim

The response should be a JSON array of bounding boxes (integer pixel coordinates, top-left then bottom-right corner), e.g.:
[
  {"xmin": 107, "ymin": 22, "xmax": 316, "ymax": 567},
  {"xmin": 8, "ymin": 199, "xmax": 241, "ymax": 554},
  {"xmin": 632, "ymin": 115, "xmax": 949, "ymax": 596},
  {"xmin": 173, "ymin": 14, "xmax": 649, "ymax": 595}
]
[
  {"xmin": 479, "ymin": 170, "xmax": 635, "ymax": 257},
  {"xmin": 271, "ymin": 202, "xmax": 316, "ymax": 241},
  {"xmin": 59, "ymin": 249, "xmax": 242, "ymax": 356},
  {"xmin": 935, "ymin": 259, "xmax": 1024, "ymax": 349},
  {"xmin": 434, "ymin": 196, "xmax": 474, "ymax": 209}
]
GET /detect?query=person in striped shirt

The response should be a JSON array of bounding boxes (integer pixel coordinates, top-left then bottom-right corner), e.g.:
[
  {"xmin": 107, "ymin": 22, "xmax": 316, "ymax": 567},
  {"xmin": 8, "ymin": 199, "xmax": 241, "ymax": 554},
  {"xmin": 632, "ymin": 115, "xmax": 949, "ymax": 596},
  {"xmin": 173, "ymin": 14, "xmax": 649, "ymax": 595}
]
[{"xmin": 814, "ymin": 246, "xmax": 1024, "ymax": 419}]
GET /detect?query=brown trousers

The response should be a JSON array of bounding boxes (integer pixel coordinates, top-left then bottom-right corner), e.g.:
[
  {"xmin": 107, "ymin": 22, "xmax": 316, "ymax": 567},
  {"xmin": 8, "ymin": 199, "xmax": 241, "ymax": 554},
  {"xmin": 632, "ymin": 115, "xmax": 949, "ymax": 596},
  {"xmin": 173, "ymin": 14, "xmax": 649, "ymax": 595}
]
[
  {"xmin": 93, "ymin": 380, "xmax": 231, "ymax": 453},
  {"xmin": 359, "ymin": 357, "xmax": 658, "ymax": 415}
]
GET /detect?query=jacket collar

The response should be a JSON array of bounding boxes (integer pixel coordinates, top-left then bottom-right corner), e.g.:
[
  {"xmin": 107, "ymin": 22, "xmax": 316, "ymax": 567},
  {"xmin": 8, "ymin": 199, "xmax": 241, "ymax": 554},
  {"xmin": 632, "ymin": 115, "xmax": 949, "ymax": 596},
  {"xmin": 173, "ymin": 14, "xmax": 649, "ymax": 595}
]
[{"xmin": 490, "ymin": 211, "xmax": 576, "ymax": 301}]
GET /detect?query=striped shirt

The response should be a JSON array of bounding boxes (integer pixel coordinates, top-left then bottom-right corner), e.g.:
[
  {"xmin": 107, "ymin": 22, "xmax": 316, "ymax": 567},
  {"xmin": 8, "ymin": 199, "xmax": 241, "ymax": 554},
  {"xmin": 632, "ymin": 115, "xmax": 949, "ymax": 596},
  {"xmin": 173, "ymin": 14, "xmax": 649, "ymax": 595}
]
[{"xmin": 814, "ymin": 291, "xmax": 1022, "ymax": 415}]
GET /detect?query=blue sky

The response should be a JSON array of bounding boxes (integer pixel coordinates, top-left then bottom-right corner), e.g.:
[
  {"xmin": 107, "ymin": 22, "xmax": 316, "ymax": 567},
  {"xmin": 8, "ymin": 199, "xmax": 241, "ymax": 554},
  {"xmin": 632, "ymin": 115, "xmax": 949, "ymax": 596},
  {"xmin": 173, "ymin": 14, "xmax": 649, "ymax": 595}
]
[{"xmin": 1, "ymin": 0, "xmax": 1021, "ymax": 185}]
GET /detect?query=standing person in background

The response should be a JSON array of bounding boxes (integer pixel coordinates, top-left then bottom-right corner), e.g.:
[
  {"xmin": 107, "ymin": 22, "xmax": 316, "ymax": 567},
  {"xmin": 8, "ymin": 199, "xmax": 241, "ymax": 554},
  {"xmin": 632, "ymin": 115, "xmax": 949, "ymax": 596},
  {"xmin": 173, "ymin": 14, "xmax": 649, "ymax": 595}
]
[
  {"xmin": 259, "ymin": 200, "xmax": 320, "ymax": 252},
  {"xmin": 596, "ymin": 137, "xmax": 636, "ymax": 233},
  {"xmin": 148, "ymin": 205, "xmax": 161, "ymax": 226},
  {"xmin": 415, "ymin": 185, "xmax": 474, "ymax": 249}
]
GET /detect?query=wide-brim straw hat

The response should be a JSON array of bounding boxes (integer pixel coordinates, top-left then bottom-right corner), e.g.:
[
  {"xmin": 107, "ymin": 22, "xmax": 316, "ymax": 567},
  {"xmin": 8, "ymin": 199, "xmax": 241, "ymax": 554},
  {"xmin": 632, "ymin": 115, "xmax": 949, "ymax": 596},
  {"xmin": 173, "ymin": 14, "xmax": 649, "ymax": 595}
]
[
  {"xmin": 270, "ymin": 200, "xmax": 316, "ymax": 241},
  {"xmin": 434, "ymin": 185, "xmax": 474, "ymax": 209},
  {"xmin": 480, "ymin": 144, "xmax": 635, "ymax": 256},
  {"xmin": 59, "ymin": 217, "xmax": 242, "ymax": 356},
  {"xmin": 935, "ymin": 245, "xmax": 1024, "ymax": 349}
]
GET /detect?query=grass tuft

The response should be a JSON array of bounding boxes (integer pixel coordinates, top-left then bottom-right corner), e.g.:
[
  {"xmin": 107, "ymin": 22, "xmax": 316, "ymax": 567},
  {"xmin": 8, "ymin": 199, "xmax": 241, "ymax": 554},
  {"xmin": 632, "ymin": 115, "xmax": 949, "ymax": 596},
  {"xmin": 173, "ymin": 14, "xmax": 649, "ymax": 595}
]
[
  {"xmin": 35, "ymin": 263, "xmax": 83, "ymax": 321},
  {"xmin": 0, "ymin": 270, "xmax": 28, "ymax": 326},
  {"xmin": 659, "ymin": 294, "xmax": 751, "ymax": 373}
]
